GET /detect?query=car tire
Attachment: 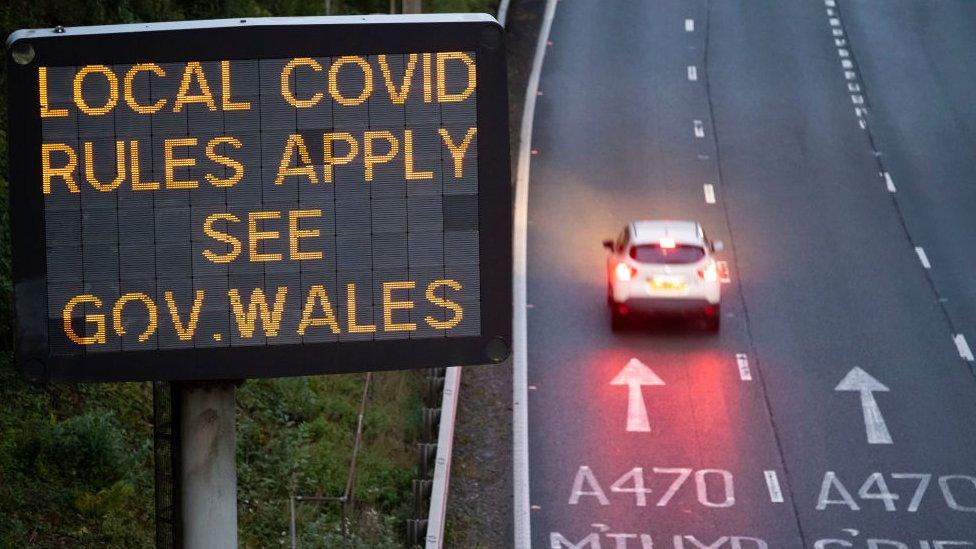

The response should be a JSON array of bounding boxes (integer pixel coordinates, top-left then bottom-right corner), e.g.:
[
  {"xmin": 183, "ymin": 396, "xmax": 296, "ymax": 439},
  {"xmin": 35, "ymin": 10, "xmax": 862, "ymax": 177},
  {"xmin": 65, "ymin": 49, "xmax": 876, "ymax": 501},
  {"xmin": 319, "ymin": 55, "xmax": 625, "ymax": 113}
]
[
  {"xmin": 611, "ymin": 308, "xmax": 627, "ymax": 332},
  {"xmin": 704, "ymin": 305, "xmax": 721, "ymax": 333}
]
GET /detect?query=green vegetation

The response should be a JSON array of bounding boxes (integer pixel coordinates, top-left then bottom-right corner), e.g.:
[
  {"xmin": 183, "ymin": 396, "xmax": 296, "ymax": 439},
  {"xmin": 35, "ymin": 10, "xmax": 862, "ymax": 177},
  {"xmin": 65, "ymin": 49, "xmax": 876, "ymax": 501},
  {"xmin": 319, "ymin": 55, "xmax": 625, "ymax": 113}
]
[{"xmin": 0, "ymin": 0, "xmax": 494, "ymax": 545}]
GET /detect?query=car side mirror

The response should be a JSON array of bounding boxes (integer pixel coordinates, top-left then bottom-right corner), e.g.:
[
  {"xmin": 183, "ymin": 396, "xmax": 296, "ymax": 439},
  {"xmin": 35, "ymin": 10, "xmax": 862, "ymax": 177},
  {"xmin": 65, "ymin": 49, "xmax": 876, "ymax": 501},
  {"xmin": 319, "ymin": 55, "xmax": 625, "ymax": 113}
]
[
  {"xmin": 712, "ymin": 240, "xmax": 724, "ymax": 252},
  {"xmin": 602, "ymin": 239, "xmax": 614, "ymax": 251}
]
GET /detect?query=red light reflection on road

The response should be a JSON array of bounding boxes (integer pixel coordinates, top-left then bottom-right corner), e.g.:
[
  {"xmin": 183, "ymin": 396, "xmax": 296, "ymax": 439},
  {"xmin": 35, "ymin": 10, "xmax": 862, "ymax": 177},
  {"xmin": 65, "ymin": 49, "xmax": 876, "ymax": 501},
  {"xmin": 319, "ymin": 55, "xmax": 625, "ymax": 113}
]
[{"xmin": 583, "ymin": 345, "xmax": 754, "ymax": 470}]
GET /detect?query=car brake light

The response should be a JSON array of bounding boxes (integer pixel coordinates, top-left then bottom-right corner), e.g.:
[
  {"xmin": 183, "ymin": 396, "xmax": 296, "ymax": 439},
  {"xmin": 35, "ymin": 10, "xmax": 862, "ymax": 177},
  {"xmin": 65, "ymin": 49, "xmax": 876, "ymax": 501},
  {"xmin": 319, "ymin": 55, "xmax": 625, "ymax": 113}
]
[
  {"xmin": 697, "ymin": 260, "xmax": 718, "ymax": 282},
  {"xmin": 615, "ymin": 262, "xmax": 637, "ymax": 281},
  {"xmin": 659, "ymin": 237, "xmax": 676, "ymax": 249}
]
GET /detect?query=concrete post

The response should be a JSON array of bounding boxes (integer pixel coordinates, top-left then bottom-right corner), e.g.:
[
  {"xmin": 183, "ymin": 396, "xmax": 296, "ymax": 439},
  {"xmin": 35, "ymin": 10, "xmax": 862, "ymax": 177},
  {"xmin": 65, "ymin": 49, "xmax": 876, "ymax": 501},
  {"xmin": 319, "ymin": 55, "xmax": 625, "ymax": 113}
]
[{"xmin": 180, "ymin": 382, "xmax": 238, "ymax": 549}]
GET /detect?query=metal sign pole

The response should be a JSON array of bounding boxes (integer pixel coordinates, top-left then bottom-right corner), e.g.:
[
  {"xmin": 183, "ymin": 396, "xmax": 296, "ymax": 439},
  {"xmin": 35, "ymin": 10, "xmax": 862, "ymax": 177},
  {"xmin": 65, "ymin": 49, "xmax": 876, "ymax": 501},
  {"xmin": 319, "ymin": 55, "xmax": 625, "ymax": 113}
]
[{"xmin": 179, "ymin": 381, "xmax": 238, "ymax": 549}]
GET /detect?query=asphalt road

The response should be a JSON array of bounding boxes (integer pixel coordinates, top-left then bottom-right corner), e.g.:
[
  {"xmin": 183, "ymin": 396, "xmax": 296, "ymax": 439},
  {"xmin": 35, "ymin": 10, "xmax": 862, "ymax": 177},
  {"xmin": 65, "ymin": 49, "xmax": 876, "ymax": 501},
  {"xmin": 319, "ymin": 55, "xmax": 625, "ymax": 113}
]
[{"xmin": 524, "ymin": 1, "xmax": 976, "ymax": 547}]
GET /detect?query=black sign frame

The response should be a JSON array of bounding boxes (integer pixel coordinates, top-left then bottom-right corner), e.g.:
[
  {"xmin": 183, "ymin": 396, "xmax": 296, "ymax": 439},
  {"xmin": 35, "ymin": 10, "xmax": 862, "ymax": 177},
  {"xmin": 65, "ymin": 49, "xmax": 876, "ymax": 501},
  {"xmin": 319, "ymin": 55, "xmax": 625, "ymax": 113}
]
[{"xmin": 7, "ymin": 15, "xmax": 511, "ymax": 382}]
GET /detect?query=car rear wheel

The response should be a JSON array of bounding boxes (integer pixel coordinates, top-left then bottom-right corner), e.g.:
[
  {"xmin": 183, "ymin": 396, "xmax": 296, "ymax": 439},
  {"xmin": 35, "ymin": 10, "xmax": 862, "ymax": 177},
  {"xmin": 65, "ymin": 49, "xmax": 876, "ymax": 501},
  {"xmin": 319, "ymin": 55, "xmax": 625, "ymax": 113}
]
[
  {"xmin": 703, "ymin": 305, "xmax": 721, "ymax": 333},
  {"xmin": 611, "ymin": 307, "xmax": 627, "ymax": 332}
]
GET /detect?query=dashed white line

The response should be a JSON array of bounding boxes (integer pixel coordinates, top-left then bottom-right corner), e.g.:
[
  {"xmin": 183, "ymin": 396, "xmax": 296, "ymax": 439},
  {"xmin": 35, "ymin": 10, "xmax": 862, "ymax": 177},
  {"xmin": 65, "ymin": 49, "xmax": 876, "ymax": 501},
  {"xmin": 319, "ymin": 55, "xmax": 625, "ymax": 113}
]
[
  {"xmin": 915, "ymin": 246, "xmax": 931, "ymax": 269},
  {"xmin": 844, "ymin": 70, "xmax": 857, "ymax": 80},
  {"xmin": 847, "ymin": 82, "xmax": 860, "ymax": 92},
  {"xmin": 854, "ymin": 107, "xmax": 864, "ymax": 118},
  {"xmin": 685, "ymin": 18, "xmax": 695, "ymax": 32},
  {"xmin": 841, "ymin": 59, "xmax": 854, "ymax": 69},
  {"xmin": 832, "ymin": 28, "xmax": 844, "ymax": 37},
  {"xmin": 851, "ymin": 94, "xmax": 864, "ymax": 105},
  {"xmin": 687, "ymin": 65, "xmax": 698, "ymax": 81},
  {"xmin": 703, "ymin": 184, "xmax": 716, "ymax": 204},
  {"xmin": 826, "ymin": 8, "xmax": 835, "ymax": 16},
  {"xmin": 835, "ymin": 38, "xmax": 847, "ymax": 47},
  {"xmin": 838, "ymin": 48, "xmax": 850, "ymax": 58},
  {"xmin": 764, "ymin": 470, "xmax": 785, "ymax": 503},
  {"xmin": 693, "ymin": 119, "xmax": 705, "ymax": 138},
  {"xmin": 883, "ymin": 172, "xmax": 897, "ymax": 193},
  {"xmin": 955, "ymin": 334, "xmax": 974, "ymax": 362},
  {"xmin": 825, "ymin": 0, "xmax": 836, "ymax": 6},
  {"xmin": 735, "ymin": 353, "xmax": 753, "ymax": 381},
  {"xmin": 859, "ymin": 119, "xmax": 867, "ymax": 130},
  {"xmin": 829, "ymin": 17, "xmax": 840, "ymax": 27}
]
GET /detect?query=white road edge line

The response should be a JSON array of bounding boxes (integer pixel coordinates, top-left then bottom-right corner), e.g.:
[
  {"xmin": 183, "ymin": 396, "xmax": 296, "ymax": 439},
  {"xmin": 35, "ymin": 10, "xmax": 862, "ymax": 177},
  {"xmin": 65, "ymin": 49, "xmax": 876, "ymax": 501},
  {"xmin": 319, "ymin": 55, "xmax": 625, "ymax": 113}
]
[
  {"xmin": 764, "ymin": 470, "xmax": 785, "ymax": 503},
  {"xmin": 955, "ymin": 334, "xmax": 974, "ymax": 362},
  {"xmin": 735, "ymin": 353, "xmax": 752, "ymax": 381},
  {"xmin": 883, "ymin": 172, "xmax": 896, "ymax": 193},
  {"xmin": 513, "ymin": 1, "xmax": 558, "ymax": 547},
  {"xmin": 703, "ymin": 184, "xmax": 716, "ymax": 204},
  {"xmin": 687, "ymin": 65, "xmax": 698, "ymax": 81},
  {"xmin": 685, "ymin": 18, "xmax": 695, "ymax": 32},
  {"xmin": 915, "ymin": 246, "xmax": 931, "ymax": 269}
]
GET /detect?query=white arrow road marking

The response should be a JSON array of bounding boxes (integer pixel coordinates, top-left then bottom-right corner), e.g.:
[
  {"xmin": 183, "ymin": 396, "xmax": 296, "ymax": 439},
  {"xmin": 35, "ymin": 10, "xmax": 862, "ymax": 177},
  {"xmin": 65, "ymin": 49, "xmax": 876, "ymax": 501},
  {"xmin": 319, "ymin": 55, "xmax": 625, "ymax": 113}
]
[
  {"xmin": 835, "ymin": 367, "xmax": 893, "ymax": 445},
  {"xmin": 610, "ymin": 358, "xmax": 665, "ymax": 432}
]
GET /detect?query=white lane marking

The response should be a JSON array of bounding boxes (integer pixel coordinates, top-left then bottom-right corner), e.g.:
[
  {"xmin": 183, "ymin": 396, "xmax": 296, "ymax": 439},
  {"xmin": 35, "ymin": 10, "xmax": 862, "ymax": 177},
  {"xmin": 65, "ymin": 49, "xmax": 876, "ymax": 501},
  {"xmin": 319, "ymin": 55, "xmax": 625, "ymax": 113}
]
[
  {"xmin": 845, "ymin": 70, "xmax": 857, "ymax": 80},
  {"xmin": 835, "ymin": 367, "xmax": 893, "ymax": 445},
  {"xmin": 884, "ymin": 172, "xmax": 897, "ymax": 192},
  {"xmin": 859, "ymin": 119, "xmax": 867, "ymax": 130},
  {"xmin": 955, "ymin": 334, "xmax": 974, "ymax": 361},
  {"xmin": 826, "ymin": 8, "xmax": 835, "ymax": 16},
  {"xmin": 848, "ymin": 82, "xmax": 860, "ymax": 92},
  {"xmin": 703, "ymin": 184, "xmax": 716, "ymax": 204},
  {"xmin": 512, "ymin": 0, "xmax": 557, "ymax": 545},
  {"xmin": 685, "ymin": 18, "xmax": 695, "ymax": 32},
  {"xmin": 915, "ymin": 246, "xmax": 931, "ymax": 269},
  {"xmin": 829, "ymin": 17, "xmax": 840, "ymax": 27},
  {"xmin": 854, "ymin": 107, "xmax": 864, "ymax": 118},
  {"xmin": 833, "ymin": 28, "xmax": 844, "ymax": 37},
  {"xmin": 838, "ymin": 48, "xmax": 850, "ymax": 58},
  {"xmin": 610, "ymin": 358, "xmax": 666, "ymax": 432},
  {"xmin": 764, "ymin": 471, "xmax": 785, "ymax": 503},
  {"xmin": 735, "ymin": 353, "xmax": 752, "ymax": 381},
  {"xmin": 825, "ymin": 0, "xmax": 836, "ymax": 6},
  {"xmin": 694, "ymin": 119, "xmax": 705, "ymax": 138},
  {"xmin": 687, "ymin": 65, "xmax": 698, "ymax": 81},
  {"xmin": 841, "ymin": 59, "xmax": 854, "ymax": 69},
  {"xmin": 851, "ymin": 94, "xmax": 864, "ymax": 105},
  {"xmin": 835, "ymin": 38, "xmax": 847, "ymax": 47}
]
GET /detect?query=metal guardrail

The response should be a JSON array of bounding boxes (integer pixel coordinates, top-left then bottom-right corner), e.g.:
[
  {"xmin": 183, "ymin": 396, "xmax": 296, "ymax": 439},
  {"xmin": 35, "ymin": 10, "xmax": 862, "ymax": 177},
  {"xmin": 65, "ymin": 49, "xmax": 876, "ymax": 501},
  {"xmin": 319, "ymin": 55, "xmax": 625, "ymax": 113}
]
[
  {"xmin": 408, "ymin": 3, "xmax": 510, "ymax": 546},
  {"xmin": 421, "ymin": 366, "xmax": 462, "ymax": 548}
]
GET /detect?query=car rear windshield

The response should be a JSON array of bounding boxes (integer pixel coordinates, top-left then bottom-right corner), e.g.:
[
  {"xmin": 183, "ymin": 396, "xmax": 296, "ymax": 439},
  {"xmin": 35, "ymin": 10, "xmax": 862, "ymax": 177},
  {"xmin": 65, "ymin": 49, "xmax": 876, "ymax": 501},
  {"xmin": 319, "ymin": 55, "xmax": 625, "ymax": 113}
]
[{"xmin": 630, "ymin": 244, "xmax": 705, "ymax": 264}]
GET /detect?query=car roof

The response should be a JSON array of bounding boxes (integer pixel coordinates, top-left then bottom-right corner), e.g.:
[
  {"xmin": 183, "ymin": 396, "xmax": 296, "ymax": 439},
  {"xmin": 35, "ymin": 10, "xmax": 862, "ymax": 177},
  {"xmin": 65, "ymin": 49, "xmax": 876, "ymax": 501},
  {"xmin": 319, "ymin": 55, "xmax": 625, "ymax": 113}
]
[{"xmin": 630, "ymin": 220, "xmax": 703, "ymax": 246}]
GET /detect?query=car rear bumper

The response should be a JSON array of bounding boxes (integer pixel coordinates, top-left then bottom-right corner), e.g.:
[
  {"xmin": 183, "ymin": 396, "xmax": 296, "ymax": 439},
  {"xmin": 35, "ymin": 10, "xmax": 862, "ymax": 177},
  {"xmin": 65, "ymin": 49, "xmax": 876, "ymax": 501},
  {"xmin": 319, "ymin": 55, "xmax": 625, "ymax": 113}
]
[{"xmin": 615, "ymin": 297, "xmax": 716, "ymax": 315}]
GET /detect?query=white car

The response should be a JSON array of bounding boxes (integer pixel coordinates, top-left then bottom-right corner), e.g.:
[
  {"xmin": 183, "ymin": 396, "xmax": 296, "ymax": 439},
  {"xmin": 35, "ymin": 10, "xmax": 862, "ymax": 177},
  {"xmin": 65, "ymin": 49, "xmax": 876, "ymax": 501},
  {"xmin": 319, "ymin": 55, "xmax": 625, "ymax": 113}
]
[{"xmin": 603, "ymin": 220, "xmax": 723, "ymax": 332}]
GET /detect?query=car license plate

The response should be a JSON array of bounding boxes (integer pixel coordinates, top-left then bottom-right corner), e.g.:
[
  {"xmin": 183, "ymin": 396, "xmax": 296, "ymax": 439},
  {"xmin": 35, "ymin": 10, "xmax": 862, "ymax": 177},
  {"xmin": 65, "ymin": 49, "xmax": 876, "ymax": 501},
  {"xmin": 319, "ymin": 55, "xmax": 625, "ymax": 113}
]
[{"xmin": 648, "ymin": 276, "xmax": 686, "ymax": 291}]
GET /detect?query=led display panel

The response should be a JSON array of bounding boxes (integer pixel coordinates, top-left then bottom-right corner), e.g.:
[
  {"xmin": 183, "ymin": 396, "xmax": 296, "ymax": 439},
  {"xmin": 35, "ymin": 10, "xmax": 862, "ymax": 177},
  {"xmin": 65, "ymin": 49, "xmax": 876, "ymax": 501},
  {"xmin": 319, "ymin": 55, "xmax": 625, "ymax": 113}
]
[{"xmin": 7, "ymin": 15, "xmax": 511, "ymax": 382}]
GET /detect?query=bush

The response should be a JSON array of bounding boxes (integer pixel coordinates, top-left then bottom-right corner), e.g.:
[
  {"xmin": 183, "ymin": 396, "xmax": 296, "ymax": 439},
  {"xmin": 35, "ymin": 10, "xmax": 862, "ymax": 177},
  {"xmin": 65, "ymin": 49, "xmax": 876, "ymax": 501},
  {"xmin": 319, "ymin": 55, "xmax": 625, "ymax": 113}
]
[{"xmin": 34, "ymin": 410, "xmax": 133, "ymax": 487}]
